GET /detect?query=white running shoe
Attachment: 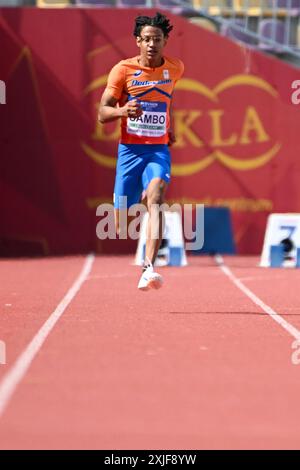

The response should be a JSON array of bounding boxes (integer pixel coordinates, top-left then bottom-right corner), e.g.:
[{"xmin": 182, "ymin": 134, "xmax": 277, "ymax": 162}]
[{"xmin": 138, "ymin": 262, "xmax": 163, "ymax": 291}]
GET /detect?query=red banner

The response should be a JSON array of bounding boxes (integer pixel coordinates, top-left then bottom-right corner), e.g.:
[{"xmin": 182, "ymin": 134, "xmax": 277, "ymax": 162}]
[{"xmin": 1, "ymin": 8, "xmax": 300, "ymax": 255}]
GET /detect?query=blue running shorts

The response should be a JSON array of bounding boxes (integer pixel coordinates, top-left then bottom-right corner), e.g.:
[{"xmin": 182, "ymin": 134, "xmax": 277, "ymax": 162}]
[{"xmin": 113, "ymin": 143, "xmax": 171, "ymax": 209}]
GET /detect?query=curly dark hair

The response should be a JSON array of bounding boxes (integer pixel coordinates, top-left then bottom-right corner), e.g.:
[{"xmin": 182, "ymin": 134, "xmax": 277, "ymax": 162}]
[{"xmin": 134, "ymin": 12, "xmax": 173, "ymax": 38}]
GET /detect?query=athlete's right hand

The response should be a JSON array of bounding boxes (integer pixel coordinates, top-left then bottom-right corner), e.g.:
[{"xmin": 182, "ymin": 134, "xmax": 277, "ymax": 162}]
[{"xmin": 121, "ymin": 99, "xmax": 143, "ymax": 118}]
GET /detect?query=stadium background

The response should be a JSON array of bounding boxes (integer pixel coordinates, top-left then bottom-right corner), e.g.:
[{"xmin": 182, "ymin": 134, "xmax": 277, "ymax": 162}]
[{"xmin": 1, "ymin": 3, "xmax": 300, "ymax": 256}]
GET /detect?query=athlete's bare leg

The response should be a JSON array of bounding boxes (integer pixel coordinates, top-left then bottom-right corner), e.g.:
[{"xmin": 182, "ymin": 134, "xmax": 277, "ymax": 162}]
[
  {"xmin": 114, "ymin": 209, "xmax": 136, "ymax": 239},
  {"xmin": 145, "ymin": 177, "xmax": 168, "ymax": 266}
]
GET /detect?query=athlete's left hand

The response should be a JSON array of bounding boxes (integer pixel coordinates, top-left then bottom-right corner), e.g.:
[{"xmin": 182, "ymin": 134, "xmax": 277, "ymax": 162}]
[{"xmin": 168, "ymin": 130, "xmax": 176, "ymax": 146}]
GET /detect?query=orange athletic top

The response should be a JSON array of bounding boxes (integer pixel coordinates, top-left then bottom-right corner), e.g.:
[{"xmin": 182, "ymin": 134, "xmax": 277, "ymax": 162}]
[{"xmin": 104, "ymin": 55, "xmax": 184, "ymax": 145}]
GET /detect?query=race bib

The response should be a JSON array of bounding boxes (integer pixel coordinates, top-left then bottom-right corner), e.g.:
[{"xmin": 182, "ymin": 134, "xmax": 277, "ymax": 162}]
[{"xmin": 127, "ymin": 101, "xmax": 167, "ymax": 138}]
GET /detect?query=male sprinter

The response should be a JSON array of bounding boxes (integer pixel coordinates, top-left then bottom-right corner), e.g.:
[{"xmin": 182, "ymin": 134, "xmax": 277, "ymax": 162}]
[{"xmin": 99, "ymin": 12, "xmax": 184, "ymax": 291}]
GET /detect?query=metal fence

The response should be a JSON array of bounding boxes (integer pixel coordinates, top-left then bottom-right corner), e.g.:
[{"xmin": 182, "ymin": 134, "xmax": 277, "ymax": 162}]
[{"xmin": 191, "ymin": 0, "xmax": 300, "ymax": 58}]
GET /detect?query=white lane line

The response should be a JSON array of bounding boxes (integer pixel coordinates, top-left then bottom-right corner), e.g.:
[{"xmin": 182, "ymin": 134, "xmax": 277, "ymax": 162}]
[
  {"xmin": 0, "ymin": 254, "xmax": 95, "ymax": 418},
  {"xmin": 215, "ymin": 255, "xmax": 300, "ymax": 341}
]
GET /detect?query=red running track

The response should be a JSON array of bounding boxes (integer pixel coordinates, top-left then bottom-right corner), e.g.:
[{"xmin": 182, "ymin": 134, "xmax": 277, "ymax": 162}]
[{"xmin": 0, "ymin": 255, "xmax": 300, "ymax": 450}]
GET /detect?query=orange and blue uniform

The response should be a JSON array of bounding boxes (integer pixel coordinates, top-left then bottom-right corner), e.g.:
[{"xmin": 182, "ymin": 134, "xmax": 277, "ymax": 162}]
[{"xmin": 104, "ymin": 55, "xmax": 184, "ymax": 208}]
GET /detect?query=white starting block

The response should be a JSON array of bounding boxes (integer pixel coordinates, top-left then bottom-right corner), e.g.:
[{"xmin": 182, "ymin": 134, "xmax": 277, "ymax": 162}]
[
  {"xmin": 260, "ymin": 213, "xmax": 300, "ymax": 268},
  {"xmin": 135, "ymin": 211, "xmax": 187, "ymax": 267}
]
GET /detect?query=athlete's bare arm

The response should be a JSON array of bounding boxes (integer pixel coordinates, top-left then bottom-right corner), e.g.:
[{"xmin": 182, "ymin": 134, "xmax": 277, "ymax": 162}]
[{"xmin": 98, "ymin": 90, "xmax": 143, "ymax": 124}]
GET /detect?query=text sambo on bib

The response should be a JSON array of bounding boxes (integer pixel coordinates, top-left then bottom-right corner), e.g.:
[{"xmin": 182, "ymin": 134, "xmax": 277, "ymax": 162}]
[{"xmin": 127, "ymin": 101, "xmax": 167, "ymax": 138}]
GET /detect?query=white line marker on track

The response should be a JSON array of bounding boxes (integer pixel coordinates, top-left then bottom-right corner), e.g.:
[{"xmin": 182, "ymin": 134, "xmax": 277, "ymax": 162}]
[
  {"xmin": 215, "ymin": 255, "xmax": 300, "ymax": 341},
  {"xmin": 0, "ymin": 254, "xmax": 95, "ymax": 418}
]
